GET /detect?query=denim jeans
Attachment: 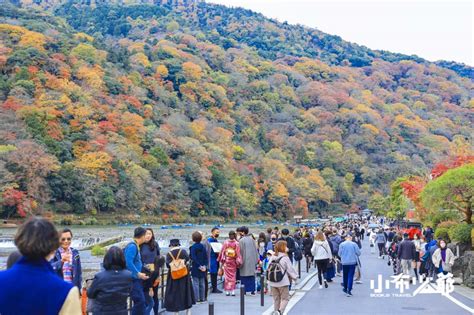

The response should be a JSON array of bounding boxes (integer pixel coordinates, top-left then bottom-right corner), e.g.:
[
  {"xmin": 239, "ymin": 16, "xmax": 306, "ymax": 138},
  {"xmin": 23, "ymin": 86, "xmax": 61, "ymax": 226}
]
[
  {"xmin": 342, "ymin": 264, "xmax": 356, "ymax": 293},
  {"xmin": 131, "ymin": 279, "xmax": 146, "ymax": 315},
  {"xmin": 193, "ymin": 276, "xmax": 205, "ymax": 301},
  {"xmin": 144, "ymin": 290, "xmax": 154, "ymax": 315}
]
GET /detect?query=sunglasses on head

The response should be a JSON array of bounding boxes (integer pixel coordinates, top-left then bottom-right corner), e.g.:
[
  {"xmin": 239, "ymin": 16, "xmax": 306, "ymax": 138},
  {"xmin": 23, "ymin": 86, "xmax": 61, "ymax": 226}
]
[{"xmin": 61, "ymin": 237, "xmax": 72, "ymax": 241}]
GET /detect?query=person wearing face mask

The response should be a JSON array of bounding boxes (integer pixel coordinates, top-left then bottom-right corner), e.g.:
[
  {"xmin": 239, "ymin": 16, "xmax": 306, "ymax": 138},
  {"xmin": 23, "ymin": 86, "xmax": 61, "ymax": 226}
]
[
  {"xmin": 431, "ymin": 239, "xmax": 455, "ymax": 275},
  {"xmin": 266, "ymin": 234, "xmax": 278, "ymax": 252},
  {"xmin": 0, "ymin": 217, "xmax": 82, "ymax": 315},
  {"xmin": 257, "ymin": 232, "xmax": 267, "ymax": 260},
  {"xmin": 50, "ymin": 228, "xmax": 82, "ymax": 291},
  {"xmin": 208, "ymin": 227, "xmax": 223, "ymax": 294}
]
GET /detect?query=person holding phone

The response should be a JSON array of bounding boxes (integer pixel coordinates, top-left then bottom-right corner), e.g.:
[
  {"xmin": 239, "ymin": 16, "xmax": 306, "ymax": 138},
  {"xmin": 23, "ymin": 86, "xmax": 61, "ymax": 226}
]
[{"xmin": 50, "ymin": 228, "xmax": 82, "ymax": 290}]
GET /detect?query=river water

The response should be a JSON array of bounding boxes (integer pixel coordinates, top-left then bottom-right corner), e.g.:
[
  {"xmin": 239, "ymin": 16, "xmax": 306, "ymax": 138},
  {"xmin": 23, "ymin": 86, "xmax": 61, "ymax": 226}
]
[{"xmin": 0, "ymin": 223, "xmax": 265, "ymax": 279}]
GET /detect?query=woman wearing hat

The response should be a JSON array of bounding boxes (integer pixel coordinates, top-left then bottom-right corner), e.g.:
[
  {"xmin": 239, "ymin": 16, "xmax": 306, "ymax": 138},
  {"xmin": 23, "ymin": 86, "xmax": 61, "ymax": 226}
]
[{"xmin": 164, "ymin": 239, "xmax": 195, "ymax": 315}]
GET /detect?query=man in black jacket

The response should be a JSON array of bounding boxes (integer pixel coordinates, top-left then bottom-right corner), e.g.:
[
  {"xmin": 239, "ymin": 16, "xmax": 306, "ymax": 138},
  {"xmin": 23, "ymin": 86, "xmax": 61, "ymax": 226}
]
[{"xmin": 397, "ymin": 233, "xmax": 416, "ymax": 277}]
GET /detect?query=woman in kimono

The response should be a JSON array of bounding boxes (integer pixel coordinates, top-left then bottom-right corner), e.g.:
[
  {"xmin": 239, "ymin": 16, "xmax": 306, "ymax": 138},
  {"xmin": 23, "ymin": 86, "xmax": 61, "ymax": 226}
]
[{"xmin": 218, "ymin": 231, "xmax": 242, "ymax": 296}]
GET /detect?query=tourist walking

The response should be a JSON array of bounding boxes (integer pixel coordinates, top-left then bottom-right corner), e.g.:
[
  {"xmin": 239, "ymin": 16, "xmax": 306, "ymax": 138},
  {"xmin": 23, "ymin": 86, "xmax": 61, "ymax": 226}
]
[
  {"xmin": 218, "ymin": 230, "xmax": 242, "ymax": 296},
  {"xmin": 125, "ymin": 227, "xmax": 149, "ymax": 315},
  {"xmin": 330, "ymin": 229, "xmax": 343, "ymax": 276},
  {"xmin": 0, "ymin": 217, "xmax": 81, "ymax": 315},
  {"xmin": 397, "ymin": 233, "xmax": 416, "ymax": 277},
  {"xmin": 376, "ymin": 229, "xmax": 387, "ymax": 259},
  {"xmin": 338, "ymin": 233, "xmax": 361, "ymax": 297},
  {"xmin": 311, "ymin": 231, "xmax": 332, "ymax": 289},
  {"xmin": 87, "ymin": 246, "xmax": 133, "ymax": 315},
  {"xmin": 267, "ymin": 241, "xmax": 298, "ymax": 315},
  {"xmin": 239, "ymin": 226, "xmax": 259, "ymax": 295},
  {"xmin": 278, "ymin": 228, "xmax": 296, "ymax": 263},
  {"xmin": 164, "ymin": 239, "xmax": 195, "ymax": 314},
  {"xmin": 50, "ymin": 228, "xmax": 82, "ymax": 290},
  {"xmin": 190, "ymin": 231, "xmax": 208, "ymax": 303},
  {"xmin": 413, "ymin": 233, "xmax": 422, "ymax": 279},
  {"xmin": 432, "ymin": 239, "xmax": 455, "ymax": 275}
]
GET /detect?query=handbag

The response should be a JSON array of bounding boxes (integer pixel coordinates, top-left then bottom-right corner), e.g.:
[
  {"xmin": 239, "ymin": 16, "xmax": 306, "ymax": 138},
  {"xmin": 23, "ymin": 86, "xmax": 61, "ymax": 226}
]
[{"xmin": 218, "ymin": 266, "xmax": 224, "ymax": 277}]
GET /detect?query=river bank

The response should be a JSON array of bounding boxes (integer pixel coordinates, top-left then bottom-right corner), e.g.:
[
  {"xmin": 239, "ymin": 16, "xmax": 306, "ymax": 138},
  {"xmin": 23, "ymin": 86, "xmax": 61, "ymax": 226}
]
[{"xmin": 0, "ymin": 223, "xmax": 273, "ymax": 274}]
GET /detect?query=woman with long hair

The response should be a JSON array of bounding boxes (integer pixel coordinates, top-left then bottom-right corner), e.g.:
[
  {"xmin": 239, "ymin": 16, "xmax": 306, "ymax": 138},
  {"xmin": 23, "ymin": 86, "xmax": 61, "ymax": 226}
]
[
  {"xmin": 412, "ymin": 233, "xmax": 422, "ymax": 280},
  {"xmin": 140, "ymin": 228, "xmax": 161, "ymax": 315},
  {"xmin": 311, "ymin": 231, "xmax": 333, "ymax": 289},
  {"xmin": 432, "ymin": 239, "xmax": 455, "ymax": 275},
  {"xmin": 218, "ymin": 230, "xmax": 242, "ymax": 296}
]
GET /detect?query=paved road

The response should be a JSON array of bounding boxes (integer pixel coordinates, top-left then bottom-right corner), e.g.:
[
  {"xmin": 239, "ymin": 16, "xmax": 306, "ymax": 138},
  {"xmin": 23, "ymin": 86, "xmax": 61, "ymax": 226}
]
[
  {"xmin": 287, "ymin": 238, "xmax": 474, "ymax": 315},
  {"xmin": 189, "ymin": 259, "xmax": 314, "ymax": 315}
]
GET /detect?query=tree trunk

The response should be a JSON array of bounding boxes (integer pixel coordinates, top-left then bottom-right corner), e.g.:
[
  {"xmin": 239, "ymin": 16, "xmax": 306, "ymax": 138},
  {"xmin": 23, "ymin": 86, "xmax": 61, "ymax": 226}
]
[{"xmin": 465, "ymin": 204, "xmax": 472, "ymax": 224}]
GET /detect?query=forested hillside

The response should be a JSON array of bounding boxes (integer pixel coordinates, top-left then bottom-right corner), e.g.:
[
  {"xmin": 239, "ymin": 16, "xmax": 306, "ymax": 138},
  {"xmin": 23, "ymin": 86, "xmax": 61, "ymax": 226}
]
[{"xmin": 0, "ymin": 1, "xmax": 472, "ymax": 222}]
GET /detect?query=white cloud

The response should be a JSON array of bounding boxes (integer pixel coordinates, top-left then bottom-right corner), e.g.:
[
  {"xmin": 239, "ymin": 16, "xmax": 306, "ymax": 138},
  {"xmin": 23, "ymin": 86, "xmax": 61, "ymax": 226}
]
[{"xmin": 208, "ymin": 0, "xmax": 473, "ymax": 65}]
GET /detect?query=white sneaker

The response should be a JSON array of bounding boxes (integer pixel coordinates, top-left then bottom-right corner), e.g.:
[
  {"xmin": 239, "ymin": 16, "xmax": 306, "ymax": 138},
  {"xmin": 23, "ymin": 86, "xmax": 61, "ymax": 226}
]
[
  {"xmin": 319, "ymin": 285, "xmax": 323, "ymax": 289},
  {"xmin": 356, "ymin": 280, "xmax": 363, "ymax": 284}
]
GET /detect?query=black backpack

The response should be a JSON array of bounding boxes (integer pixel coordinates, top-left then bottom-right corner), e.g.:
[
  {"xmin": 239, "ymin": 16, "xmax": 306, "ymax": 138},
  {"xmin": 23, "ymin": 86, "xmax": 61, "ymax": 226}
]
[
  {"xmin": 266, "ymin": 256, "xmax": 287, "ymax": 282},
  {"xmin": 294, "ymin": 245, "xmax": 303, "ymax": 261}
]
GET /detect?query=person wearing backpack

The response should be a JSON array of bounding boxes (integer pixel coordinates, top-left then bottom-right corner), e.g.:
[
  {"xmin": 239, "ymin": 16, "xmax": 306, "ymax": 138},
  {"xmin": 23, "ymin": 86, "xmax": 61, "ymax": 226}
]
[
  {"xmin": 164, "ymin": 239, "xmax": 195, "ymax": 315},
  {"xmin": 124, "ymin": 227, "xmax": 149, "ymax": 315},
  {"xmin": 218, "ymin": 230, "xmax": 242, "ymax": 296},
  {"xmin": 267, "ymin": 241, "xmax": 298, "ymax": 315}
]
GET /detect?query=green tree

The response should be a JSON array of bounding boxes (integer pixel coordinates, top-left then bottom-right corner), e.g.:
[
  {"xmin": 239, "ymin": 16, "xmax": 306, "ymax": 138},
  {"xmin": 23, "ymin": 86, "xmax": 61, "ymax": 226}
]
[
  {"xmin": 368, "ymin": 193, "xmax": 390, "ymax": 216},
  {"xmin": 389, "ymin": 177, "xmax": 411, "ymax": 219},
  {"xmin": 421, "ymin": 164, "xmax": 473, "ymax": 224}
]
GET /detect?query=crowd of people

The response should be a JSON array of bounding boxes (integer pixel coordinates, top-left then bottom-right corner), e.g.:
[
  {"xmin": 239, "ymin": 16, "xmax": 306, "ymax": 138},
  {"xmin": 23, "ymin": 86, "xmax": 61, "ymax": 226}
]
[
  {"xmin": 370, "ymin": 225, "xmax": 456, "ymax": 282},
  {"xmin": 0, "ymin": 216, "xmax": 457, "ymax": 315}
]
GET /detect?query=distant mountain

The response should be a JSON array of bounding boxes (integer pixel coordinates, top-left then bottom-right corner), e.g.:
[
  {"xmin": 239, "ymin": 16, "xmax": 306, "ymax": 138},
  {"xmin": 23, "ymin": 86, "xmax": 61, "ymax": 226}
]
[{"xmin": 0, "ymin": 1, "xmax": 472, "ymax": 221}]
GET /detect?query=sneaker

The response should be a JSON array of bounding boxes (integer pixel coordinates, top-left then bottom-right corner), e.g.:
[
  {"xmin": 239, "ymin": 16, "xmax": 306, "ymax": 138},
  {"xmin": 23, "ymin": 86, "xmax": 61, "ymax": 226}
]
[
  {"xmin": 355, "ymin": 280, "xmax": 363, "ymax": 284},
  {"xmin": 250, "ymin": 292, "xmax": 256, "ymax": 296},
  {"xmin": 324, "ymin": 281, "xmax": 328, "ymax": 288},
  {"xmin": 319, "ymin": 285, "xmax": 323, "ymax": 289},
  {"xmin": 342, "ymin": 288, "xmax": 347, "ymax": 294},
  {"xmin": 231, "ymin": 291, "xmax": 235, "ymax": 296},
  {"xmin": 226, "ymin": 292, "xmax": 230, "ymax": 296},
  {"xmin": 212, "ymin": 289, "xmax": 223, "ymax": 294},
  {"xmin": 346, "ymin": 292, "xmax": 352, "ymax": 297}
]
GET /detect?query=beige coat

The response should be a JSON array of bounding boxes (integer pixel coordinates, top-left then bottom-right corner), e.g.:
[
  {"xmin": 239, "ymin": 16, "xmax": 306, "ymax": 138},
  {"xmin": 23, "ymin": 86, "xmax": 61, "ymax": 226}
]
[
  {"xmin": 267, "ymin": 253, "xmax": 298, "ymax": 288},
  {"xmin": 59, "ymin": 287, "xmax": 82, "ymax": 315},
  {"xmin": 432, "ymin": 248, "xmax": 455, "ymax": 272}
]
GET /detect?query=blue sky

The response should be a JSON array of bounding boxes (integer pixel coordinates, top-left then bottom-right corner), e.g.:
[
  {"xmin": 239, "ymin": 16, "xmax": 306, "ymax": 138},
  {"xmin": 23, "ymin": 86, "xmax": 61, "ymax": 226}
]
[{"xmin": 209, "ymin": 0, "xmax": 473, "ymax": 66}]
